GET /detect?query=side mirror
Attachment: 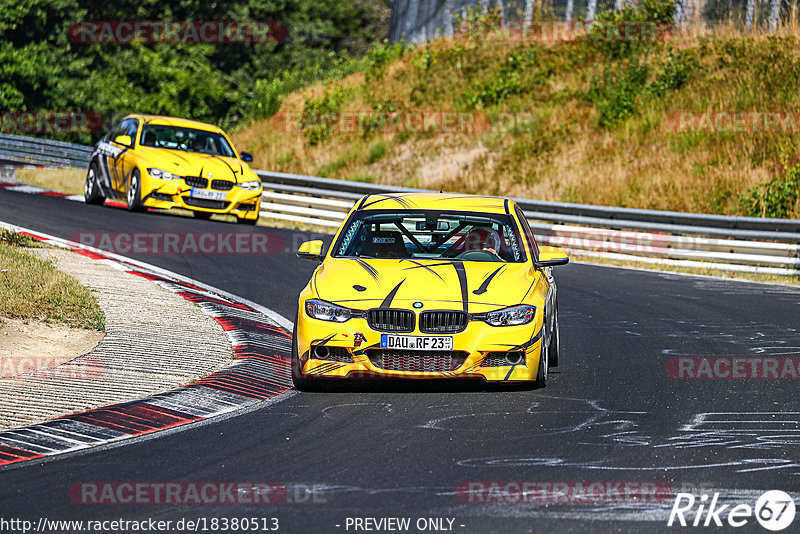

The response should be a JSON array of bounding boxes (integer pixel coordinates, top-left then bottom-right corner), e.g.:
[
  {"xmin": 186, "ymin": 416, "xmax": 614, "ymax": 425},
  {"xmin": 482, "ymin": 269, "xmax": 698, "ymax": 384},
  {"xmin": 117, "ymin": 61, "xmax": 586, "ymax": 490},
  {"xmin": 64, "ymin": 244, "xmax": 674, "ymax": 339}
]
[
  {"xmin": 297, "ymin": 240, "xmax": 324, "ymax": 262},
  {"xmin": 114, "ymin": 134, "xmax": 132, "ymax": 146},
  {"xmin": 240, "ymin": 152, "xmax": 254, "ymax": 162},
  {"xmin": 535, "ymin": 246, "xmax": 569, "ymax": 268}
]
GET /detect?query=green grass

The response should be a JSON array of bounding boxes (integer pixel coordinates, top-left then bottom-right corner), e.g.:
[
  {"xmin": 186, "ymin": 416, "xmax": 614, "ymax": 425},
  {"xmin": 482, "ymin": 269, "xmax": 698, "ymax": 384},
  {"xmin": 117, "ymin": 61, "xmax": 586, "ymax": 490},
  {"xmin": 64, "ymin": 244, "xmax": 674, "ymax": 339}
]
[{"xmin": 0, "ymin": 231, "xmax": 104, "ymax": 330}]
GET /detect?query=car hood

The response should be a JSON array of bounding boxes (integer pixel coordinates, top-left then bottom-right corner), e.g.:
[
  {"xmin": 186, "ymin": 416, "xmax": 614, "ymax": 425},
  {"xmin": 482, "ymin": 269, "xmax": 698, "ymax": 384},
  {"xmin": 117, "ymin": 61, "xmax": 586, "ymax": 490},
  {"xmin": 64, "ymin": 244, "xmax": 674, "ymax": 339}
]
[
  {"xmin": 141, "ymin": 148, "xmax": 256, "ymax": 183},
  {"xmin": 312, "ymin": 258, "xmax": 541, "ymax": 313}
]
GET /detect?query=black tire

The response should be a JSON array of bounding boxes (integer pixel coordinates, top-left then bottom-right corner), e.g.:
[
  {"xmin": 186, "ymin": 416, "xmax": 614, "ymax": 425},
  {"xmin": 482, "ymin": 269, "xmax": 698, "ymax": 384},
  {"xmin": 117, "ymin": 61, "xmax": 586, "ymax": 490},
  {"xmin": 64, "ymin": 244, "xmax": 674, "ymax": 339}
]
[
  {"xmin": 535, "ymin": 324, "xmax": 549, "ymax": 388},
  {"xmin": 126, "ymin": 169, "xmax": 144, "ymax": 212},
  {"xmin": 84, "ymin": 163, "xmax": 105, "ymax": 205},
  {"xmin": 237, "ymin": 215, "xmax": 258, "ymax": 225},
  {"xmin": 549, "ymin": 306, "xmax": 560, "ymax": 368},
  {"xmin": 291, "ymin": 315, "xmax": 313, "ymax": 391},
  {"xmin": 193, "ymin": 211, "xmax": 212, "ymax": 220}
]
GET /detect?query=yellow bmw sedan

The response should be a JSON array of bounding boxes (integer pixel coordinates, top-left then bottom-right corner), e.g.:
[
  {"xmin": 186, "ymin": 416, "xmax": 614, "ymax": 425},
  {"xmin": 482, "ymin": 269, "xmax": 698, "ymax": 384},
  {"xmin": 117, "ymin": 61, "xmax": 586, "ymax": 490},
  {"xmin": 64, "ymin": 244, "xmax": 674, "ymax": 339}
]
[
  {"xmin": 292, "ymin": 192, "xmax": 569, "ymax": 390},
  {"xmin": 84, "ymin": 114, "xmax": 262, "ymax": 224}
]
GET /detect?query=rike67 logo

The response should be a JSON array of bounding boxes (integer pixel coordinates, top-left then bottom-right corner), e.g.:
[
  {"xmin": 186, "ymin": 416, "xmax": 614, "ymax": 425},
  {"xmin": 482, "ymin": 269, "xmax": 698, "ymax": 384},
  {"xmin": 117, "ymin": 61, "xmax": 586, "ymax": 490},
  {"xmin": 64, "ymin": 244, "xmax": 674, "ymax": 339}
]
[{"xmin": 668, "ymin": 490, "xmax": 796, "ymax": 530}]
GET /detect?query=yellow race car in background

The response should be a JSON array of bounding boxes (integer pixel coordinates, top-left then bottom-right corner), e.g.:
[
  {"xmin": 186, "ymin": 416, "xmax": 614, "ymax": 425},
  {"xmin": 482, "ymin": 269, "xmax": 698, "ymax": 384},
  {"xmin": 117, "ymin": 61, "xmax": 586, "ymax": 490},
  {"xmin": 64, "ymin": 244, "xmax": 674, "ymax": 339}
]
[
  {"xmin": 292, "ymin": 193, "xmax": 569, "ymax": 390},
  {"xmin": 84, "ymin": 114, "xmax": 262, "ymax": 224}
]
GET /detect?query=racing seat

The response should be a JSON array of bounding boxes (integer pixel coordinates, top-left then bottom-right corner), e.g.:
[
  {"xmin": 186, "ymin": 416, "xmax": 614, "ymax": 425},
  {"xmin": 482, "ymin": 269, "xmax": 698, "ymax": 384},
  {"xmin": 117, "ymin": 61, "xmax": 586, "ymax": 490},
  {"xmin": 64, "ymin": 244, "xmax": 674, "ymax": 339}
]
[{"xmin": 357, "ymin": 230, "xmax": 409, "ymax": 258}]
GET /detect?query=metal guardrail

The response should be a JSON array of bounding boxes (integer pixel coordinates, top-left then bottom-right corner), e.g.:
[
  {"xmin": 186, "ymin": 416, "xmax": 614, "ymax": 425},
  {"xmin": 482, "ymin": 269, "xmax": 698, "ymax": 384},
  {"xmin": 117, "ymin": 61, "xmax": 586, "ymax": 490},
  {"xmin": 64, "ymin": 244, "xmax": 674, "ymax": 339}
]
[
  {"xmin": 0, "ymin": 133, "xmax": 92, "ymax": 168},
  {"xmin": 254, "ymin": 170, "xmax": 800, "ymax": 274},
  {"xmin": 1, "ymin": 134, "xmax": 798, "ymax": 274}
]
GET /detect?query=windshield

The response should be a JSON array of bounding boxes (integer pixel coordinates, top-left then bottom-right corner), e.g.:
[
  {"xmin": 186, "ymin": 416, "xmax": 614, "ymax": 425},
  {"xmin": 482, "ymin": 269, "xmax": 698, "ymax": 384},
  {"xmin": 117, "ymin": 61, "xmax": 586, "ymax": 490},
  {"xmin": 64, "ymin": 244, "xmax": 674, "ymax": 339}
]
[
  {"xmin": 139, "ymin": 125, "xmax": 235, "ymax": 157},
  {"xmin": 333, "ymin": 210, "xmax": 526, "ymax": 262}
]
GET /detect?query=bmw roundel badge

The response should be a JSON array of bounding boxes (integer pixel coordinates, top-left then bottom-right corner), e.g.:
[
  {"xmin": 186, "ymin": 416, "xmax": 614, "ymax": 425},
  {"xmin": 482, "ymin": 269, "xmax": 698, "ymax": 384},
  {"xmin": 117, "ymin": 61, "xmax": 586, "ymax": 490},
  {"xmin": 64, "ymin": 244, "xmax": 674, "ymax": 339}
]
[{"xmin": 413, "ymin": 302, "xmax": 423, "ymax": 309}]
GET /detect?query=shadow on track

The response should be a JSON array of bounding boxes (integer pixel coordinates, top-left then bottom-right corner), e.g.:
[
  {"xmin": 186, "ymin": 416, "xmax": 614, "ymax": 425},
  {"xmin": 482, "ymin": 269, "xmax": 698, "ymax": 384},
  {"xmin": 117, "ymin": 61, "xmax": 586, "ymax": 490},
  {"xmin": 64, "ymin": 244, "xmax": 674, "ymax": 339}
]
[{"xmin": 296, "ymin": 370, "xmax": 561, "ymax": 393}]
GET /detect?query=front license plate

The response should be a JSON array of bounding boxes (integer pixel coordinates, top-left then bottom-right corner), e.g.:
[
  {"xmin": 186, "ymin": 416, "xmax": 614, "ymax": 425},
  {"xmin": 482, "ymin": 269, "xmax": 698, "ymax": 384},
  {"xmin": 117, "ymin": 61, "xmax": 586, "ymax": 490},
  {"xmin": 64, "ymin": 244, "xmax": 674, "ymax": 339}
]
[
  {"xmin": 190, "ymin": 188, "xmax": 226, "ymax": 201},
  {"xmin": 380, "ymin": 334, "xmax": 453, "ymax": 351}
]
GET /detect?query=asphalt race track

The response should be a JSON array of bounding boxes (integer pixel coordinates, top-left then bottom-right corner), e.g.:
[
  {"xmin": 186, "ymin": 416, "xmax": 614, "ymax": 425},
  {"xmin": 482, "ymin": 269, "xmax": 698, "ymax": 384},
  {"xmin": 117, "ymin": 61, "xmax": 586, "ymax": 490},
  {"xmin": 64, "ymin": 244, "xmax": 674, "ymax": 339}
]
[{"xmin": 1, "ymin": 189, "xmax": 799, "ymax": 533}]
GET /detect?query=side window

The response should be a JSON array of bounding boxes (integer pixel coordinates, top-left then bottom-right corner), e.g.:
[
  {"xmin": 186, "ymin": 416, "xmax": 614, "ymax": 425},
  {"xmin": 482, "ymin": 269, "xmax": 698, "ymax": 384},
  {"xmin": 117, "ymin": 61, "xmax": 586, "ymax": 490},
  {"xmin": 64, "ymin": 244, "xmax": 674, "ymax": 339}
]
[
  {"xmin": 125, "ymin": 119, "xmax": 139, "ymax": 146},
  {"xmin": 105, "ymin": 122, "xmax": 123, "ymax": 142},
  {"xmin": 112, "ymin": 120, "xmax": 130, "ymax": 144},
  {"xmin": 514, "ymin": 205, "xmax": 539, "ymax": 260},
  {"xmin": 110, "ymin": 119, "xmax": 136, "ymax": 146}
]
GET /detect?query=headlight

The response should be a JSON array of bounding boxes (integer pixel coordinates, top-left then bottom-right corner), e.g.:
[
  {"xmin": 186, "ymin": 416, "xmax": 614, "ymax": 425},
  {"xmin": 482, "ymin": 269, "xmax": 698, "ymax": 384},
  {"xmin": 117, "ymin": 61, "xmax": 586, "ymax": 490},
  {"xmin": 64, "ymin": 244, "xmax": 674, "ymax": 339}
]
[
  {"xmin": 240, "ymin": 180, "xmax": 261, "ymax": 191},
  {"xmin": 148, "ymin": 168, "xmax": 177, "ymax": 180},
  {"xmin": 483, "ymin": 305, "xmax": 536, "ymax": 327},
  {"xmin": 305, "ymin": 299, "xmax": 352, "ymax": 322}
]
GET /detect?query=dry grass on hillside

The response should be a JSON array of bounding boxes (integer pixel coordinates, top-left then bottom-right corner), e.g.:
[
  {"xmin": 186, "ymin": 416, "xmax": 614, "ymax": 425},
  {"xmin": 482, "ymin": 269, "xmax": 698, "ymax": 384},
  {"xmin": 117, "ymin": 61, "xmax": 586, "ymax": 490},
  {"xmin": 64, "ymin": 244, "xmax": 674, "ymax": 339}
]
[{"xmin": 233, "ymin": 20, "xmax": 800, "ymax": 218}]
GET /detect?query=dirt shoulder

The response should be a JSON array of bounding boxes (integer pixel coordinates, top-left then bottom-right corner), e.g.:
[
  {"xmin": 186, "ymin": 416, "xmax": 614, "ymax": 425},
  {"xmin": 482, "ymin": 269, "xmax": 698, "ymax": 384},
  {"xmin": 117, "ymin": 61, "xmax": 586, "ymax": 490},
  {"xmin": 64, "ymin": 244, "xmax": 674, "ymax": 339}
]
[
  {"xmin": 0, "ymin": 244, "xmax": 233, "ymax": 430},
  {"xmin": 0, "ymin": 318, "xmax": 103, "ymax": 379}
]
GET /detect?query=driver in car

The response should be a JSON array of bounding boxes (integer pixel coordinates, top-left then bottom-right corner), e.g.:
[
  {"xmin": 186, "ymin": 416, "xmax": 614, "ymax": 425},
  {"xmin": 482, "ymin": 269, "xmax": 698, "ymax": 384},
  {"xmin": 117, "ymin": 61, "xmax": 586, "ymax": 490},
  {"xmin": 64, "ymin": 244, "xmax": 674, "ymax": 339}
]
[
  {"xmin": 192, "ymin": 135, "xmax": 208, "ymax": 153},
  {"xmin": 461, "ymin": 227, "xmax": 504, "ymax": 260}
]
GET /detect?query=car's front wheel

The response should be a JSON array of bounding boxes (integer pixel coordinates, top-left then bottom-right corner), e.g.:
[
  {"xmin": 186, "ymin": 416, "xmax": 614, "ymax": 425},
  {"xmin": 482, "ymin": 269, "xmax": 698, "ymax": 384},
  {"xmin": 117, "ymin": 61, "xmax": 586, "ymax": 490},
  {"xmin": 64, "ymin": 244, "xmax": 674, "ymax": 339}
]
[
  {"xmin": 536, "ymin": 327, "xmax": 549, "ymax": 388},
  {"xmin": 84, "ymin": 163, "xmax": 105, "ymax": 205},
  {"xmin": 126, "ymin": 170, "xmax": 144, "ymax": 212},
  {"xmin": 549, "ymin": 306, "xmax": 560, "ymax": 368},
  {"xmin": 291, "ymin": 318, "xmax": 313, "ymax": 391}
]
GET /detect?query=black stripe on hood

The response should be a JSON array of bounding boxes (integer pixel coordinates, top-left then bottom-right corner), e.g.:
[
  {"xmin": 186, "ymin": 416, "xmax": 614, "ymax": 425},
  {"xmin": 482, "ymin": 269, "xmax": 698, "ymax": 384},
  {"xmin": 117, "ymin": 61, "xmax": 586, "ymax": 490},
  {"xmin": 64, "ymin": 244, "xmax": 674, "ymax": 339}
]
[
  {"xmin": 380, "ymin": 280, "xmax": 405, "ymax": 308},
  {"xmin": 451, "ymin": 261, "xmax": 469, "ymax": 313}
]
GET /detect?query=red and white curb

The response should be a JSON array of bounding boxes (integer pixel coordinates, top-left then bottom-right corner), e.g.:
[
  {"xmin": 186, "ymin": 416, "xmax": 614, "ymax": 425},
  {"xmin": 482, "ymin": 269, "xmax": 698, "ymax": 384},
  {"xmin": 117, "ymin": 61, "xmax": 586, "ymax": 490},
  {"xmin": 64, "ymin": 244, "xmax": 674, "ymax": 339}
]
[
  {"xmin": 0, "ymin": 178, "xmax": 125, "ymax": 207},
  {"xmin": 0, "ymin": 222, "xmax": 294, "ymax": 469}
]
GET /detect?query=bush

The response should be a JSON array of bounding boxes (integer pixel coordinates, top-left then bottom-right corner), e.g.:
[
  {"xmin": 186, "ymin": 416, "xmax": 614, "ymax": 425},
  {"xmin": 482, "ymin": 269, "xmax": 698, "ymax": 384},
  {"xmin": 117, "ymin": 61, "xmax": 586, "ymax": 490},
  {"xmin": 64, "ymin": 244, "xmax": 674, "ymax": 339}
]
[
  {"xmin": 741, "ymin": 159, "xmax": 800, "ymax": 218},
  {"xmin": 413, "ymin": 50, "xmax": 436, "ymax": 72},
  {"xmin": 465, "ymin": 71, "xmax": 521, "ymax": 108},
  {"xmin": 0, "ymin": 0, "xmax": 391, "ymax": 141},
  {"xmin": 301, "ymin": 87, "xmax": 350, "ymax": 145},
  {"xmin": 365, "ymin": 40, "xmax": 408, "ymax": 81},
  {"xmin": 453, "ymin": 6, "xmax": 505, "ymax": 41},
  {"xmin": 588, "ymin": 55, "xmax": 650, "ymax": 128},
  {"xmin": 358, "ymin": 100, "xmax": 398, "ymax": 137},
  {"xmin": 647, "ymin": 47, "xmax": 698, "ymax": 97},
  {"xmin": 366, "ymin": 139, "xmax": 387, "ymax": 163},
  {"xmin": 241, "ymin": 51, "xmax": 365, "ymax": 122},
  {"xmin": 586, "ymin": 0, "xmax": 674, "ymax": 58},
  {"xmin": 463, "ymin": 52, "xmax": 527, "ymax": 108}
]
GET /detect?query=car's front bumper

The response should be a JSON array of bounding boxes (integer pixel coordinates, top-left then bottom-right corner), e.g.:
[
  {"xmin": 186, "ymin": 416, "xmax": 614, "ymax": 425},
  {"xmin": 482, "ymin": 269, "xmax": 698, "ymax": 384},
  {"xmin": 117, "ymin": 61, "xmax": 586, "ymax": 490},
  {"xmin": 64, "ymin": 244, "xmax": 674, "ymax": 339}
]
[
  {"xmin": 141, "ymin": 180, "xmax": 261, "ymax": 219},
  {"xmin": 296, "ymin": 313, "xmax": 544, "ymax": 383}
]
